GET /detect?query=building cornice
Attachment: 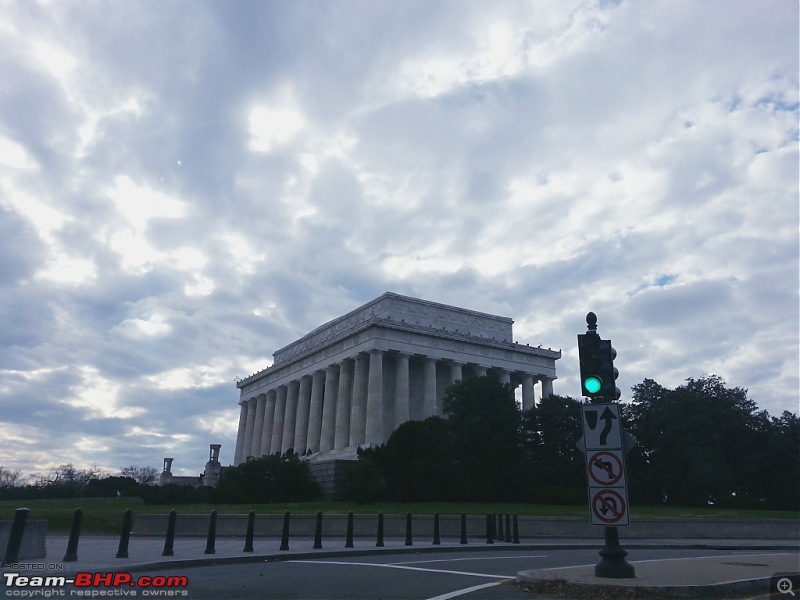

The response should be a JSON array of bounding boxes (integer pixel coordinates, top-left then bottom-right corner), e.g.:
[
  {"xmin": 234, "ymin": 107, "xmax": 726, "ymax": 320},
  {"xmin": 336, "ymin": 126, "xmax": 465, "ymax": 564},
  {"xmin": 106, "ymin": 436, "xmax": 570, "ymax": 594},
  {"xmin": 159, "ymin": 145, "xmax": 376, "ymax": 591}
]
[{"xmin": 237, "ymin": 315, "xmax": 560, "ymax": 389}]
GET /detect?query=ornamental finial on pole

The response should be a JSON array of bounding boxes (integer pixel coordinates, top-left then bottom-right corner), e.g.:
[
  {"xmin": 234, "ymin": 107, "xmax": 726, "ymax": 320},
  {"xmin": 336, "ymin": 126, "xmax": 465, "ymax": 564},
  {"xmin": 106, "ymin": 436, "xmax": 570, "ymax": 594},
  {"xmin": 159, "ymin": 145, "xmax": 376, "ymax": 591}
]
[{"xmin": 586, "ymin": 311, "xmax": 598, "ymax": 334}]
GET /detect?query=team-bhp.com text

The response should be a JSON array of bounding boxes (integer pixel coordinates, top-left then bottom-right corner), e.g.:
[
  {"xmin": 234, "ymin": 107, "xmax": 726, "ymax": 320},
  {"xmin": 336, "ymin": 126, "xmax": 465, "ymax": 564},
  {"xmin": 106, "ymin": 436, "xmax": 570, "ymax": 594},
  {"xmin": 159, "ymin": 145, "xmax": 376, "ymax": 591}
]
[{"xmin": 3, "ymin": 572, "xmax": 189, "ymax": 597}]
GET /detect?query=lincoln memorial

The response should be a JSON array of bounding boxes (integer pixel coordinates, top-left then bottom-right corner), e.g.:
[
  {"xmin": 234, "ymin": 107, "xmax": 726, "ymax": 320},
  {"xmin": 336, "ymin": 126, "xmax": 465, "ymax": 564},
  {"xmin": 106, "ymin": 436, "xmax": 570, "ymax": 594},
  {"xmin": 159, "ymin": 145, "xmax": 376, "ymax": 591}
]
[{"xmin": 233, "ymin": 292, "xmax": 560, "ymax": 494}]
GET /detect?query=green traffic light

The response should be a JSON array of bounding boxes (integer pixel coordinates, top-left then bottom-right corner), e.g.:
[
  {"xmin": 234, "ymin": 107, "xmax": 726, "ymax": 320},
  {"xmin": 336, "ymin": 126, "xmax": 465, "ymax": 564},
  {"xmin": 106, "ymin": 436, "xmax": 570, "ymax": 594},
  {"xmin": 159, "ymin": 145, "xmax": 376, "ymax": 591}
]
[{"xmin": 584, "ymin": 376, "xmax": 602, "ymax": 394}]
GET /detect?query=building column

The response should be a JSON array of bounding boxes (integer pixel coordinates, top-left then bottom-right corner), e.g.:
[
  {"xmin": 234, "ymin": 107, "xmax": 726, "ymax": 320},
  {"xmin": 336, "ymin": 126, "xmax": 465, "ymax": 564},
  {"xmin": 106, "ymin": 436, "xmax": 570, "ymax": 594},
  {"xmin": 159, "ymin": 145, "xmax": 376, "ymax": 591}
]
[
  {"xmin": 394, "ymin": 352, "xmax": 410, "ymax": 429},
  {"xmin": 319, "ymin": 365, "xmax": 339, "ymax": 452},
  {"xmin": 233, "ymin": 401, "xmax": 248, "ymax": 465},
  {"xmin": 498, "ymin": 369, "xmax": 511, "ymax": 385},
  {"xmin": 259, "ymin": 389, "xmax": 277, "ymax": 456},
  {"xmin": 521, "ymin": 374, "xmax": 536, "ymax": 411},
  {"xmin": 365, "ymin": 349, "xmax": 384, "ymax": 445},
  {"xmin": 281, "ymin": 380, "xmax": 300, "ymax": 455},
  {"xmin": 250, "ymin": 394, "xmax": 267, "ymax": 458},
  {"xmin": 307, "ymin": 371, "xmax": 326, "ymax": 453},
  {"xmin": 474, "ymin": 365, "xmax": 487, "ymax": 377},
  {"xmin": 293, "ymin": 375, "xmax": 312, "ymax": 456},
  {"xmin": 541, "ymin": 377, "xmax": 554, "ymax": 399},
  {"xmin": 241, "ymin": 397, "xmax": 257, "ymax": 461},
  {"xmin": 334, "ymin": 359, "xmax": 354, "ymax": 450},
  {"xmin": 423, "ymin": 357, "xmax": 437, "ymax": 418},
  {"xmin": 450, "ymin": 361, "xmax": 464, "ymax": 385},
  {"xmin": 349, "ymin": 353, "xmax": 368, "ymax": 448},
  {"xmin": 269, "ymin": 386, "xmax": 287, "ymax": 455}
]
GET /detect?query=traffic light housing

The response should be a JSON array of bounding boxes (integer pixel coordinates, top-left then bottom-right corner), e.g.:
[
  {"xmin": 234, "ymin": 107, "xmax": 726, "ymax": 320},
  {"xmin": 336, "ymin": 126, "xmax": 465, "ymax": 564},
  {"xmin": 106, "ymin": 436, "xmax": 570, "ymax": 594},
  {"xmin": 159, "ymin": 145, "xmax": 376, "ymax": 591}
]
[{"xmin": 578, "ymin": 315, "xmax": 620, "ymax": 401}]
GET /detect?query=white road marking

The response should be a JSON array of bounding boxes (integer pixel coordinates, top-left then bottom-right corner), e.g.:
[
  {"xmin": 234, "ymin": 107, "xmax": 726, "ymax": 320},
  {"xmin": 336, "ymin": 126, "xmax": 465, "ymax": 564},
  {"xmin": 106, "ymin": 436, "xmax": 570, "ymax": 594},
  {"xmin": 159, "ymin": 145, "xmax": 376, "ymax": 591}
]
[
  {"xmin": 290, "ymin": 559, "xmax": 507, "ymax": 578},
  {"xmin": 395, "ymin": 554, "xmax": 546, "ymax": 565},
  {"xmin": 425, "ymin": 579, "xmax": 513, "ymax": 600}
]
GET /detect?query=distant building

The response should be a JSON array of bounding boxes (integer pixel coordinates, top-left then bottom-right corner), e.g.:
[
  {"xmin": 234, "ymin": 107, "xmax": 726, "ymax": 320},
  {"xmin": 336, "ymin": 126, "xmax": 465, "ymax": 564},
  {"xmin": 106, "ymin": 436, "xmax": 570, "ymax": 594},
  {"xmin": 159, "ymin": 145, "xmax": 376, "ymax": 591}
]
[
  {"xmin": 233, "ymin": 292, "xmax": 560, "ymax": 498},
  {"xmin": 157, "ymin": 444, "xmax": 225, "ymax": 487}
]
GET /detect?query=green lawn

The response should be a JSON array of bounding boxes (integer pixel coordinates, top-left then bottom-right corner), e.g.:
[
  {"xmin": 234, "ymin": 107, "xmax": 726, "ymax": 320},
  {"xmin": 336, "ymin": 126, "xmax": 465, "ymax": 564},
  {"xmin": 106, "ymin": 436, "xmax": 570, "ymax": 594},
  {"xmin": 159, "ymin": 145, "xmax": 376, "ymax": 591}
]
[{"xmin": 2, "ymin": 498, "xmax": 797, "ymax": 535}]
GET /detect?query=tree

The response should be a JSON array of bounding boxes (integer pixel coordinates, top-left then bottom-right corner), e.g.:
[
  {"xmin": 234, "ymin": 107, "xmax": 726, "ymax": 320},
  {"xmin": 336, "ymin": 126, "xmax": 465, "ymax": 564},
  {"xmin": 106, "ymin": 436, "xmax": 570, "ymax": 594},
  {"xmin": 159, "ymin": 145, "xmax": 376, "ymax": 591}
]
[
  {"xmin": 84, "ymin": 476, "xmax": 143, "ymax": 498},
  {"xmin": 120, "ymin": 465, "xmax": 159, "ymax": 486},
  {"xmin": 0, "ymin": 466, "xmax": 22, "ymax": 489},
  {"xmin": 624, "ymin": 375, "xmax": 796, "ymax": 508},
  {"xmin": 443, "ymin": 376, "xmax": 524, "ymax": 501},
  {"xmin": 521, "ymin": 395, "xmax": 585, "ymax": 503},
  {"xmin": 213, "ymin": 454, "xmax": 320, "ymax": 503},
  {"xmin": 375, "ymin": 417, "xmax": 453, "ymax": 502},
  {"xmin": 343, "ymin": 450, "xmax": 384, "ymax": 504},
  {"xmin": 33, "ymin": 464, "xmax": 102, "ymax": 497},
  {"xmin": 750, "ymin": 411, "xmax": 800, "ymax": 510}
]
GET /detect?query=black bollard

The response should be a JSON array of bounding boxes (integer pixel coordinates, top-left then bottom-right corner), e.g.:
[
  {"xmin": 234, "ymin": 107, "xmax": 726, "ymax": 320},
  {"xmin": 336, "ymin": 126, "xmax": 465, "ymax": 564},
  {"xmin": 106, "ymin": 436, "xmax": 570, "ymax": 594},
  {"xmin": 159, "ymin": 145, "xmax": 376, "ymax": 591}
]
[
  {"xmin": 162, "ymin": 510, "xmax": 176, "ymax": 557},
  {"xmin": 512, "ymin": 514, "xmax": 520, "ymax": 544},
  {"xmin": 313, "ymin": 511, "xmax": 323, "ymax": 549},
  {"xmin": 116, "ymin": 509, "xmax": 133, "ymax": 559},
  {"xmin": 460, "ymin": 513, "xmax": 468, "ymax": 545},
  {"xmin": 492, "ymin": 513, "xmax": 498, "ymax": 542},
  {"xmin": 485, "ymin": 513, "xmax": 494, "ymax": 544},
  {"xmin": 375, "ymin": 512, "xmax": 384, "ymax": 547},
  {"xmin": 345, "ymin": 512, "xmax": 354, "ymax": 548},
  {"xmin": 497, "ymin": 513, "xmax": 504, "ymax": 541},
  {"xmin": 279, "ymin": 511, "xmax": 290, "ymax": 551},
  {"xmin": 4, "ymin": 508, "xmax": 29, "ymax": 564},
  {"xmin": 204, "ymin": 510, "xmax": 217, "ymax": 555},
  {"xmin": 243, "ymin": 510, "xmax": 255, "ymax": 553},
  {"xmin": 505, "ymin": 515, "xmax": 512, "ymax": 542},
  {"xmin": 432, "ymin": 513, "xmax": 440, "ymax": 545},
  {"xmin": 404, "ymin": 512, "xmax": 413, "ymax": 546},
  {"xmin": 63, "ymin": 508, "xmax": 82, "ymax": 562}
]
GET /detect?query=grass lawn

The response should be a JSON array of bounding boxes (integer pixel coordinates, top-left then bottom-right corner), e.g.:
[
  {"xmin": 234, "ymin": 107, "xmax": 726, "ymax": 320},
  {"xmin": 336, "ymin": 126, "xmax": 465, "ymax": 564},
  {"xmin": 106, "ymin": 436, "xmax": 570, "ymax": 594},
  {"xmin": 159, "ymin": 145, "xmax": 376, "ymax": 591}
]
[{"xmin": 2, "ymin": 498, "xmax": 798, "ymax": 534}]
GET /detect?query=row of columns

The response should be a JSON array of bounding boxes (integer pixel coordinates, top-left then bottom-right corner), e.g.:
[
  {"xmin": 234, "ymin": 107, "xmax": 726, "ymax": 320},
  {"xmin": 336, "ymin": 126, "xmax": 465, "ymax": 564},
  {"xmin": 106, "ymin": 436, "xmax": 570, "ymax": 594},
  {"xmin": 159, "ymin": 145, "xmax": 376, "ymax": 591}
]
[{"xmin": 234, "ymin": 350, "xmax": 553, "ymax": 465}]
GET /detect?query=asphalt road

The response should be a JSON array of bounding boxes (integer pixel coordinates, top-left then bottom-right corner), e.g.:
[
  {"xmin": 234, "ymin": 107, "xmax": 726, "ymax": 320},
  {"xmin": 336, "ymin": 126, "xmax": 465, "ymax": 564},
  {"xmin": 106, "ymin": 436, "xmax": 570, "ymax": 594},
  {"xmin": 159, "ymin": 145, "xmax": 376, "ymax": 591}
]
[{"xmin": 131, "ymin": 547, "xmax": 781, "ymax": 600}]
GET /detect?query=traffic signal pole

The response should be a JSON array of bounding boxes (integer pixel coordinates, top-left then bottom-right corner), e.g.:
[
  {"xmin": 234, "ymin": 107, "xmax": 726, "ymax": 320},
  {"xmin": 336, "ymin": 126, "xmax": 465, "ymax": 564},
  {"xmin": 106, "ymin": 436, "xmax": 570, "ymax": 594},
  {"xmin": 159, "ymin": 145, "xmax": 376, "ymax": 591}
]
[{"xmin": 578, "ymin": 312, "xmax": 635, "ymax": 579}]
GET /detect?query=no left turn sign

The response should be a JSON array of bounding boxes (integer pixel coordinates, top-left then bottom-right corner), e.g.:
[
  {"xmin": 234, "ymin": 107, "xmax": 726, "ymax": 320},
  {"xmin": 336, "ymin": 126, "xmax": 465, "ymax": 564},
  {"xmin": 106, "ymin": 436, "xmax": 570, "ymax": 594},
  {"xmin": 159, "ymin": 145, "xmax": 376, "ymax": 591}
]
[{"xmin": 587, "ymin": 450, "xmax": 625, "ymax": 487}]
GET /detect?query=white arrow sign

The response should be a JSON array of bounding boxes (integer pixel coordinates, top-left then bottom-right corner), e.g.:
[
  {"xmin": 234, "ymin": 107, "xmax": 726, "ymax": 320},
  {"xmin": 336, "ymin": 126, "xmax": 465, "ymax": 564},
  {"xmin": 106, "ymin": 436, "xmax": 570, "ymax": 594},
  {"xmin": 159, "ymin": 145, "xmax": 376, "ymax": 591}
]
[{"xmin": 582, "ymin": 403, "xmax": 622, "ymax": 450}]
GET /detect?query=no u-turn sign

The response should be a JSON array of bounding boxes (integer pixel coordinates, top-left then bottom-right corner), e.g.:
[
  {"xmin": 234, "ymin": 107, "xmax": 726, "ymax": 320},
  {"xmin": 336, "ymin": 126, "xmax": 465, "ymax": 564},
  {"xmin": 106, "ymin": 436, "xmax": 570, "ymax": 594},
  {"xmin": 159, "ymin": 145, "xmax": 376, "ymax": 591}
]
[{"xmin": 589, "ymin": 487, "xmax": 629, "ymax": 525}]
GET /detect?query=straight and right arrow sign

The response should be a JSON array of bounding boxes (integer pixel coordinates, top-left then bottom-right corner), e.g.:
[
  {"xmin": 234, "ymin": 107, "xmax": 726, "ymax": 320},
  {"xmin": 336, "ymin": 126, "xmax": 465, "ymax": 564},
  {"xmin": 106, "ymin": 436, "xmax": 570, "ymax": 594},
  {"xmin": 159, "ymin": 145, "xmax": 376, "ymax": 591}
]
[{"xmin": 582, "ymin": 403, "xmax": 622, "ymax": 450}]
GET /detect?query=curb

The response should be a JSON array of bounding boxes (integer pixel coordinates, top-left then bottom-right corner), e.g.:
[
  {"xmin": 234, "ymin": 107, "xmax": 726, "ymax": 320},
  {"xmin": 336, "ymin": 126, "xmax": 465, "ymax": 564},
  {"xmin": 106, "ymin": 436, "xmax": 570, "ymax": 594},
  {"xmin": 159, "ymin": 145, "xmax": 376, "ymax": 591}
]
[{"xmin": 516, "ymin": 572, "xmax": 774, "ymax": 599}]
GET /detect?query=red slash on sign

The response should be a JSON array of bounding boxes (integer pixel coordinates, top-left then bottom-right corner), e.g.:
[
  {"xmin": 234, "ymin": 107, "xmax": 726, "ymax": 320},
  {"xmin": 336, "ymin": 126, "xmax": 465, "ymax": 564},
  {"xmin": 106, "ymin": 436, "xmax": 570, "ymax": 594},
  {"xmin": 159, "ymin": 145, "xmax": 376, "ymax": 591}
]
[{"xmin": 590, "ymin": 488, "xmax": 628, "ymax": 525}]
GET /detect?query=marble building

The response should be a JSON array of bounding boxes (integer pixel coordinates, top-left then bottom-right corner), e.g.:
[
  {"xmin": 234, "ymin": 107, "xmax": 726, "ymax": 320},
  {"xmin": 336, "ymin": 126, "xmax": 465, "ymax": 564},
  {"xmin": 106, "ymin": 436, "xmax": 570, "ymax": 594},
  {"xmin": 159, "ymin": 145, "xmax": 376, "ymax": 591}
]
[{"xmin": 233, "ymin": 292, "xmax": 560, "ymax": 482}]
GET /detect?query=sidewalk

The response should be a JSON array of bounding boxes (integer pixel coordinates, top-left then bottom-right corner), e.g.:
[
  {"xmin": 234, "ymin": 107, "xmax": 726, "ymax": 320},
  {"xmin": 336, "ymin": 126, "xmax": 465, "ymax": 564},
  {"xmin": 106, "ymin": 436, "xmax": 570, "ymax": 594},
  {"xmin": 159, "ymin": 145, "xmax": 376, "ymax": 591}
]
[{"xmin": 518, "ymin": 552, "xmax": 800, "ymax": 598}]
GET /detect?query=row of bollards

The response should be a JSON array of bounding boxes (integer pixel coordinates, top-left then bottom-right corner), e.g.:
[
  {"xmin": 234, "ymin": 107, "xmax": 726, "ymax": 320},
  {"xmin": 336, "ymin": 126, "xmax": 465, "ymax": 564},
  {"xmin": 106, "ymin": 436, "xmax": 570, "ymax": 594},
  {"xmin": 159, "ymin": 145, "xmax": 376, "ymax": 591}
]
[
  {"xmin": 3, "ymin": 507, "xmax": 521, "ymax": 563},
  {"xmin": 485, "ymin": 513, "xmax": 520, "ymax": 544}
]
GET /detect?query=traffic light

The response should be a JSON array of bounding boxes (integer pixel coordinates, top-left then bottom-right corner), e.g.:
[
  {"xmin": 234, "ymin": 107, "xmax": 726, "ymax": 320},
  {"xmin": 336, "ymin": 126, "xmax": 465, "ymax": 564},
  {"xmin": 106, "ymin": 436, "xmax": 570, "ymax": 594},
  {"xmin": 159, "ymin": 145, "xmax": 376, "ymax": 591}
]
[
  {"xmin": 578, "ymin": 313, "xmax": 621, "ymax": 401},
  {"xmin": 597, "ymin": 341, "xmax": 621, "ymax": 401}
]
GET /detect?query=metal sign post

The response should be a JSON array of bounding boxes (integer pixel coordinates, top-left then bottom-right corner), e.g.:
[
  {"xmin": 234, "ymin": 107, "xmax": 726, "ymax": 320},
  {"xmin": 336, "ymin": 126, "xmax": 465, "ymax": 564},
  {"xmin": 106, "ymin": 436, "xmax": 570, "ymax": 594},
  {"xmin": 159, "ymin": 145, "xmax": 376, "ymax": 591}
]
[{"xmin": 577, "ymin": 313, "xmax": 635, "ymax": 579}]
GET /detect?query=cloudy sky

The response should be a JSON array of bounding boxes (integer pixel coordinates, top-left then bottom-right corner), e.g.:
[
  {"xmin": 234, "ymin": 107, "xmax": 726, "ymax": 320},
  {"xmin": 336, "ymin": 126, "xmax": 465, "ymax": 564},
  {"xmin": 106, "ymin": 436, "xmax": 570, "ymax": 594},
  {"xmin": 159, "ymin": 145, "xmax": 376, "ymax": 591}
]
[{"xmin": 1, "ymin": 1, "xmax": 797, "ymax": 478}]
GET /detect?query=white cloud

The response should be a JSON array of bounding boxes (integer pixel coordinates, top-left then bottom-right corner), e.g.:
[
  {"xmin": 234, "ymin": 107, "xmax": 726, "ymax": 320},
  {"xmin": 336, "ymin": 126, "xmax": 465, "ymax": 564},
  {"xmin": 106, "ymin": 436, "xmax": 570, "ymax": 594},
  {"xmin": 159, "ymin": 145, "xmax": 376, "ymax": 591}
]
[
  {"xmin": 0, "ymin": 0, "xmax": 795, "ymax": 477},
  {"xmin": 247, "ymin": 90, "xmax": 306, "ymax": 153},
  {"xmin": 0, "ymin": 136, "xmax": 38, "ymax": 170},
  {"xmin": 107, "ymin": 175, "xmax": 186, "ymax": 232}
]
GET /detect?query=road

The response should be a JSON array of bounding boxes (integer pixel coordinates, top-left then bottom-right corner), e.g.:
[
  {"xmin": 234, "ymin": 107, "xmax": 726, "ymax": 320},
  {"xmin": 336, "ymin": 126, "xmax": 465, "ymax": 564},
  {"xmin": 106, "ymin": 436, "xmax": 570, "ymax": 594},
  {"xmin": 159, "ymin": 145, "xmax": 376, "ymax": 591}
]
[{"xmin": 129, "ymin": 547, "xmax": 785, "ymax": 599}]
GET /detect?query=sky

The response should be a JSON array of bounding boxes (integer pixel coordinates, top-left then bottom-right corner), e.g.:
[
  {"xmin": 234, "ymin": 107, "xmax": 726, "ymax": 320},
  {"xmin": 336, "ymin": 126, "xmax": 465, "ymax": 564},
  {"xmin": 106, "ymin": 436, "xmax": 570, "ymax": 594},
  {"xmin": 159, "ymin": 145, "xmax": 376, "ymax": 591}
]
[{"xmin": 0, "ymin": 0, "xmax": 797, "ymax": 479}]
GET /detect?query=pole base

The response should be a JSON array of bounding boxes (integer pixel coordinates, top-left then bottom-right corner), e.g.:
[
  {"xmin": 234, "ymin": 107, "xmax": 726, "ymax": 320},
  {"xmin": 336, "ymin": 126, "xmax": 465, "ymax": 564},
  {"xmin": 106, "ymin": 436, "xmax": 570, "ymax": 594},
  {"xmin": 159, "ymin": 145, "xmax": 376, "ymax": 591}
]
[{"xmin": 595, "ymin": 526, "xmax": 636, "ymax": 579}]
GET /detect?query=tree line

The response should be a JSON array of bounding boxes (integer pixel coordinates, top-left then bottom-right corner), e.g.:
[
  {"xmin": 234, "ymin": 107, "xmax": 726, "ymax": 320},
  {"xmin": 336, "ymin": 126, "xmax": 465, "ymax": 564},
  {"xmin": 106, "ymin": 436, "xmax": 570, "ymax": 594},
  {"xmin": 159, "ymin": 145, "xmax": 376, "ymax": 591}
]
[
  {"xmin": 350, "ymin": 375, "xmax": 799, "ymax": 510},
  {"xmin": 0, "ymin": 464, "xmax": 158, "ymax": 500}
]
